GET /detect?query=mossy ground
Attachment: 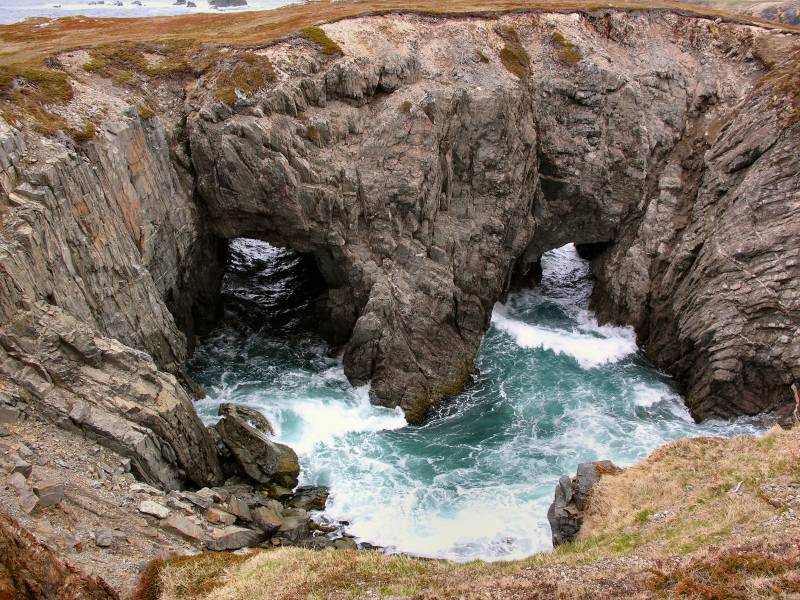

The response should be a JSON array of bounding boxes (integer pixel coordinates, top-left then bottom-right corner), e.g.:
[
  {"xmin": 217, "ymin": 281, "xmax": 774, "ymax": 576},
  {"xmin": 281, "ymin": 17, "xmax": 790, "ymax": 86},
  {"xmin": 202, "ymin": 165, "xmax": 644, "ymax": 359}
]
[{"xmin": 143, "ymin": 425, "xmax": 800, "ymax": 599}]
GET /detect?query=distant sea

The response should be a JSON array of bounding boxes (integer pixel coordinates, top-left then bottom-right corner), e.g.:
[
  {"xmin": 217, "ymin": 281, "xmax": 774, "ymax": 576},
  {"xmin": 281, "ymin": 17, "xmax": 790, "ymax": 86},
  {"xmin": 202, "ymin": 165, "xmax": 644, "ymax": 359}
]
[{"xmin": 0, "ymin": 0, "xmax": 299, "ymax": 25}]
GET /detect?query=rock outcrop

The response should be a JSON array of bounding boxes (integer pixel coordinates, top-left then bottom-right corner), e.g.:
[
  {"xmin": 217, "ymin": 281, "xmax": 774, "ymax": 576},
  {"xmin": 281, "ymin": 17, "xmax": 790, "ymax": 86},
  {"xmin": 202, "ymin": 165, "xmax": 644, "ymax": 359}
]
[
  {"xmin": 187, "ymin": 12, "xmax": 800, "ymax": 422},
  {"xmin": 1, "ymin": 11, "xmax": 799, "ymax": 478},
  {"xmin": 213, "ymin": 403, "xmax": 300, "ymax": 489},
  {"xmin": 548, "ymin": 460, "xmax": 621, "ymax": 547}
]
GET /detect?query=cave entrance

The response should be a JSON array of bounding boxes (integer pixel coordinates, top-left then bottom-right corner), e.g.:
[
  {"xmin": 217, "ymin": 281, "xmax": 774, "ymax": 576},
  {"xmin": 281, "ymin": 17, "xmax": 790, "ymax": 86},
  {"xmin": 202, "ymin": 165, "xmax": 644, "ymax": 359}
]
[{"xmin": 218, "ymin": 238, "xmax": 329, "ymax": 336}]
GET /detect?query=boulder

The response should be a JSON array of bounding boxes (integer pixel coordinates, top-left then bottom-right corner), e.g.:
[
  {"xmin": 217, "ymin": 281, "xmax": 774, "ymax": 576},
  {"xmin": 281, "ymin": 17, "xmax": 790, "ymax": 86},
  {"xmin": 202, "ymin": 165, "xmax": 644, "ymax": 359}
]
[
  {"xmin": 214, "ymin": 404, "xmax": 299, "ymax": 488},
  {"xmin": 251, "ymin": 505, "xmax": 282, "ymax": 535},
  {"xmin": 206, "ymin": 507, "xmax": 236, "ymax": 526},
  {"xmin": 226, "ymin": 496, "xmax": 252, "ymax": 522},
  {"xmin": 288, "ymin": 486, "xmax": 329, "ymax": 511},
  {"xmin": 94, "ymin": 528, "xmax": 114, "ymax": 548},
  {"xmin": 138, "ymin": 500, "xmax": 170, "ymax": 519},
  {"xmin": 32, "ymin": 480, "xmax": 64, "ymax": 507},
  {"xmin": 161, "ymin": 514, "xmax": 204, "ymax": 542},
  {"xmin": 206, "ymin": 526, "xmax": 263, "ymax": 551},
  {"xmin": 548, "ymin": 461, "xmax": 621, "ymax": 547}
]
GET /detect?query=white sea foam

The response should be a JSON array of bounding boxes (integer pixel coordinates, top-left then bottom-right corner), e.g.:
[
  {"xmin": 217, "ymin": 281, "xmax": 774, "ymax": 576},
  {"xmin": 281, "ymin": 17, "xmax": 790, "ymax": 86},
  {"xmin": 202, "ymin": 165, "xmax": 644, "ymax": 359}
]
[{"xmin": 491, "ymin": 307, "xmax": 638, "ymax": 369}]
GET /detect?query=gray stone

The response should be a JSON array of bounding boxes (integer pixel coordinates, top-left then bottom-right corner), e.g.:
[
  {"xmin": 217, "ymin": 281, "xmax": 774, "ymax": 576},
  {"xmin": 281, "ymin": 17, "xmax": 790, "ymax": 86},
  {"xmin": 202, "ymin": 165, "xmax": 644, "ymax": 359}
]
[
  {"xmin": 548, "ymin": 461, "xmax": 620, "ymax": 547},
  {"xmin": 251, "ymin": 505, "xmax": 282, "ymax": 535},
  {"xmin": 0, "ymin": 406, "xmax": 20, "ymax": 423},
  {"xmin": 139, "ymin": 500, "xmax": 170, "ymax": 519},
  {"xmin": 206, "ymin": 526, "xmax": 264, "ymax": 551},
  {"xmin": 94, "ymin": 528, "xmax": 114, "ymax": 548},
  {"xmin": 226, "ymin": 496, "xmax": 252, "ymax": 522},
  {"xmin": 214, "ymin": 405, "xmax": 299, "ymax": 488},
  {"xmin": 206, "ymin": 507, "xmax": 237, "ymax": 526},
  {"xmin": 33, "ymin": 481, "xmax": 64, "ymax": 507},
  {"xmin": 161, "ymin": 514, "xmax": 205, "ymax": 542},
  {"xmin": 288, "ymin": 486, "xmax": 329, "ymax": 511}
]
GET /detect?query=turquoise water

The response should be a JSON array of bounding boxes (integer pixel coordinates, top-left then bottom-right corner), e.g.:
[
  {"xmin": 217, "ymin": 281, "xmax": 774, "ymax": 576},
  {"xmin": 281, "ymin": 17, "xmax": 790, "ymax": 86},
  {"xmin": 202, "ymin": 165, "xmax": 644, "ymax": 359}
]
[{"xmin": 189, "ymin": 239, "xmax": 760, "ymax": 561}]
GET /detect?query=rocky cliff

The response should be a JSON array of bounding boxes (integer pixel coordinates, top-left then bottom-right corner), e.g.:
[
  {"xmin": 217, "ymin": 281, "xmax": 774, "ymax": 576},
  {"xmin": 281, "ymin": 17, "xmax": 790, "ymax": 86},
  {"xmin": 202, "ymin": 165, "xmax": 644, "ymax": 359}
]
[
  {"xmin": 188, "ymin": 11, "xmax": 800, "ymax": 422},
  {"xmin": 1, "ymin": 9, "xmax": 799, "ymax": 488}
]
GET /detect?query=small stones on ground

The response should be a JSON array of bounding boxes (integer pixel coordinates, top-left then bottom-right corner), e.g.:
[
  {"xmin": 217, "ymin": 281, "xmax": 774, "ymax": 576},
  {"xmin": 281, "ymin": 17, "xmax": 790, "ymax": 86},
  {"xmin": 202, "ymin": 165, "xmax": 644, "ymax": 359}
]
[
  {"xmin": 138, "ymin": 500, "xmax": 170, "ymax": 519},
  {"xmin": 94, "ymin": 528, "xmax": 114, "ymax": 548}
]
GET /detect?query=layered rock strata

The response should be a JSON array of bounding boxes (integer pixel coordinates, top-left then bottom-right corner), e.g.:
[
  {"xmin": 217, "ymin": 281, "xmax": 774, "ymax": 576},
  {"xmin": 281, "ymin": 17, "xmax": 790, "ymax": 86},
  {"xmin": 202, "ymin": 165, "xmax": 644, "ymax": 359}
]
[{"xmin": 0, "ymin": 11, "xmax": 798, "ymax": 488}]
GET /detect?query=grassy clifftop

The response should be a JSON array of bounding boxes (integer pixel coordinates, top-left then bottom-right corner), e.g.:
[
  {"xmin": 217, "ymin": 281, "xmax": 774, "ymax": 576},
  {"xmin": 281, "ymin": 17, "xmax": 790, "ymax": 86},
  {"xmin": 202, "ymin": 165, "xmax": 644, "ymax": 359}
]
[
  {"xmin": 138, "ymin": 425, "xmax": 800, "ymax": 599},
  {"xmin": 1, "ymin": 0, "xmax": 798, "ymax": 67}
]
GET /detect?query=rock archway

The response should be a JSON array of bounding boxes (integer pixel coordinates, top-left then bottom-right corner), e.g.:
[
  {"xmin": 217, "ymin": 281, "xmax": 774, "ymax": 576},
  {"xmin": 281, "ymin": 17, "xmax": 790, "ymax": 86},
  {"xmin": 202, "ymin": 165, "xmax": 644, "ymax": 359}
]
[{"xmin": 188, "ymin": 12, "xmax": 800, "ymax": 423}]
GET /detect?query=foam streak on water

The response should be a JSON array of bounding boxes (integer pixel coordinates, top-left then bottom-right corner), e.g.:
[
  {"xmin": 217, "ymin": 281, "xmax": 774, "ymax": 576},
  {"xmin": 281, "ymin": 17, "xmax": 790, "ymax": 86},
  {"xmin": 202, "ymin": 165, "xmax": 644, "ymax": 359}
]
[{"xmin": 190, "ymin": 240, "xmax": 761, "ymax": 562}]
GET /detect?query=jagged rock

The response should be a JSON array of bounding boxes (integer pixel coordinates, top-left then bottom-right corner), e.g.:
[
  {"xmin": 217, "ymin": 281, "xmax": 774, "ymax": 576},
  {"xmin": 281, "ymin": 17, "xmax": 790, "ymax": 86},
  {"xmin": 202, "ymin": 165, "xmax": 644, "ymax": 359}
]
[
  {"xmin": 32, "ymin": 480, "xmax": 64, "ymax": 507},
  {"xmin": 138, "ymin": 500, "xmax": 170, "ymax": 519},
  {"xmin": 207, "ymin": 526, "xmax": 264, "ymax": 551},
  {"xmin": 226, "ymin": 496, "xmax": 252, "ymax": 521},
  {"xmin": 251, "ymin": 504, "xmax": 282, "ymax": 534},
  {"xmin": 188, "ymin": 15, "xmax": 800, "ymax": 424},
  {"xmin": 548, "ymin": 461, "xmax": 621, "ymax": 547},
  {"xmin": 288, "ymin": 486, "xmax": 330, "ymax": 511},
  {"xmin": 214, "ymin": 404, "xmax": 299, "ymax": 488},
  {"xmin": 278, "ymin": 508, "xmax": 310, "ymax": 543},
  {"xmin": 8, "ymin": 472, "xmax": 38, "ymax": 514},
  {"xmin": 206, "ymin": 507, "xmax": 237, "ymax": 526},
  {"xmin": 161, "ymin": 514, "xmax": 204, "ymax": 542},
  {"xmin": 130, "ymin": 483, "xmax": 163, "ymax": 496}
]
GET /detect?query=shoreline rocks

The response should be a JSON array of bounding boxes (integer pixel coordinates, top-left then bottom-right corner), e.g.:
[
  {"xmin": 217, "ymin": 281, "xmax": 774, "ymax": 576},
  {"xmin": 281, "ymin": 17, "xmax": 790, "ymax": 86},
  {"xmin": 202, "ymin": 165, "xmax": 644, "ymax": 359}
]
[{"xmin": 548, "ymin": 461, "xmax": 621, "ymax": 547}]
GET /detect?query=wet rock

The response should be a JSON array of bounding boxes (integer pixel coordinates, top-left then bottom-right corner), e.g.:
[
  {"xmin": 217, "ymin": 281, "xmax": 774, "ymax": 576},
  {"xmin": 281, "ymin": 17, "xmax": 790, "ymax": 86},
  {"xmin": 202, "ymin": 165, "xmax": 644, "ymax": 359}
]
[
  {"xmin": 333, "ymin": 537, "xmax": 358, "ymax": 550},
  {"xmin": 207, "ymin": 526, "xmax": 264, "ymax": 551},
  {"xmin": 288, "ymin": 486, "xmax": 329, "ymax": 511},
  {"xmin": 214, "ymin": 404, "xmax": 299, "ymax": 488},
  {"xmin": 138, "ymin": 500, "xmax": 170, "ymax": 519},
  {"xmin": 548, "ymin": 461, "xmax": 621, "ymax": 547}
]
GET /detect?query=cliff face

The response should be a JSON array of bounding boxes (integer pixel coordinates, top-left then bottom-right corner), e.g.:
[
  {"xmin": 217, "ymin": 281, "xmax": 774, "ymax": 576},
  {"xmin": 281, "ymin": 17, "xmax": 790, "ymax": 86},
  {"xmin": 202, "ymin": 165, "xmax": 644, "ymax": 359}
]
[
  {"xmin": 0, "ymin": 116, "xmax": 225, "ymax": 488},
  {"xmin": 188, "ymin": 12, "xmax": 800, "ymax": 422},
  {"xmin": 0, "ymin": 10, "xmax": 798, "ymax": 484}
]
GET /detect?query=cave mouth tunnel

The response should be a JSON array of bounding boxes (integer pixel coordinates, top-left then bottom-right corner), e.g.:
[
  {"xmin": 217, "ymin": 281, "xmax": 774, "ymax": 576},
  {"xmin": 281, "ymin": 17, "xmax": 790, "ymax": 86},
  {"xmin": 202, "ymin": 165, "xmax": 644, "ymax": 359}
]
[{"xmin": 215, "ymin": 238, "xmax": 331, "ymax": 339}]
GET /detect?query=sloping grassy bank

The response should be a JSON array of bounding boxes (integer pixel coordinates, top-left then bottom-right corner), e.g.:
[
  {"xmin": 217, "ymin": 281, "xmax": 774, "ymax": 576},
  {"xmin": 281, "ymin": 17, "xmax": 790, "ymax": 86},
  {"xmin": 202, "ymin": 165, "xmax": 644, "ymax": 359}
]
[{"xmin": 138, "ymin": 425, "xmax": 800, "ymax": 599}]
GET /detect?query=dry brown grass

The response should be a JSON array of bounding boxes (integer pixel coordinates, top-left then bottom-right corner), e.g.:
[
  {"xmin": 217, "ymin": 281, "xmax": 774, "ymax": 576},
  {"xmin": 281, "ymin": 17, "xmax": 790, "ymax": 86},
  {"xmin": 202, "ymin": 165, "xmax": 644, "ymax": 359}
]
[
  {"xmin": 146, "ymin": 426, "xmax": 800, "ymax": 599},
  {"xmin": 213, "ymin": 52, "xmax": 276, "ymax": 105},
  {"xmin": 498, "ymin": 25, "xmax": 530, "ymax": 78},
  {"xmin": 551, "ymin": 30, "xmax": 582, "ymax": 64}
]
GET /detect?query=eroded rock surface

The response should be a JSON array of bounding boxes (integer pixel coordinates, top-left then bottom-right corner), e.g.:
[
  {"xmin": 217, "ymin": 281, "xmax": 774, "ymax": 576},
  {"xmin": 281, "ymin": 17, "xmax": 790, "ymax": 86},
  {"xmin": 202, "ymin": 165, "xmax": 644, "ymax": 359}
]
[
  {"xmin": 0, "ymin": 11, "xmax": 798, "ymax": 479},
  {"xmin": 188, "ymin": 12, "xmax": 800, "ymax": 422}
]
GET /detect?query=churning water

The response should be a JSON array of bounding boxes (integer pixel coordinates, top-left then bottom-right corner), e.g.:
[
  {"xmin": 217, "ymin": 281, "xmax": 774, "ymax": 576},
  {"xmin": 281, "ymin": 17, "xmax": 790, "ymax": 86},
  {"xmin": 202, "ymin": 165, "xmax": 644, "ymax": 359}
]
[{"xmin": 189, "ymin": 239, "xmax": 760, "ymax": 561}]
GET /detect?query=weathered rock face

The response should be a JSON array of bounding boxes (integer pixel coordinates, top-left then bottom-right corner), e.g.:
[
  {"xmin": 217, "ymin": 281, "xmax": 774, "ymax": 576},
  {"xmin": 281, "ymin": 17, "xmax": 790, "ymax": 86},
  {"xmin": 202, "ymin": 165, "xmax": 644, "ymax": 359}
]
[
  {"xmin": 214, "ymin": 403, "xmax": 300, "ymax": 488},
  {"xmin": 0, "ymin": 115, "xmax": 225, "ymax": 488},
  {"xmin": 187, "ymin": 12, "xmax": 800, "ymax": 422},
  {"xmin": 0, "ymin": 11, "xmax": 798, "ymax": 483},
  {"xmin": 548, "ymin": 460, "xmax": 620, "ymax": 547}
]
